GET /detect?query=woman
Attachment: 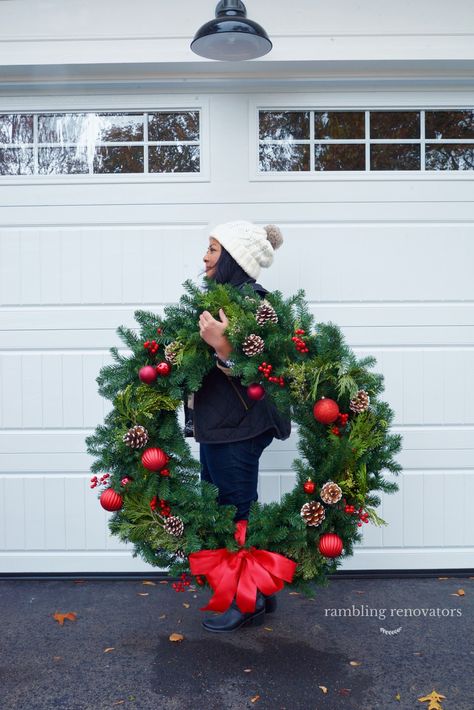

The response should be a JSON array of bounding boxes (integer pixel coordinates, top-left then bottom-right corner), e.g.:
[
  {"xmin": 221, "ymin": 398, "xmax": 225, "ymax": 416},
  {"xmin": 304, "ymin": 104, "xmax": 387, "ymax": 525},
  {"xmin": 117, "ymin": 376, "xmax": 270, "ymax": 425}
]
[{"xmin": 189, "ymin": 220, "xmax": 291, "ymax": 633}]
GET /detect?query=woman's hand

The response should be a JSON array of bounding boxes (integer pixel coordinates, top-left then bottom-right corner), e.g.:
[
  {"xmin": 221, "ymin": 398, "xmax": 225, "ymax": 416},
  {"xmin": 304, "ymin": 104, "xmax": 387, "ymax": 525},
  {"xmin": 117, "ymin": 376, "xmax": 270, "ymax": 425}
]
[{"xmin": 198, "ymin": 308, "xmax": 233, "ymax": 360}]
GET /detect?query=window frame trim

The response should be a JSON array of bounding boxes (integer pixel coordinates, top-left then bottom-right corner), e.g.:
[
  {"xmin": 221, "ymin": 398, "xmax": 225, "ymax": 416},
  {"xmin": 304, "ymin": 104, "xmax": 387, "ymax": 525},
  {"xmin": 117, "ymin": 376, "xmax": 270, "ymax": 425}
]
[
  {"xmin": 0, "ymin": 95, "xmax": 210, "ymax": 183},
  {"xmin": 249, "ymin": 93, "xmax": 474, "ymax": 180}
]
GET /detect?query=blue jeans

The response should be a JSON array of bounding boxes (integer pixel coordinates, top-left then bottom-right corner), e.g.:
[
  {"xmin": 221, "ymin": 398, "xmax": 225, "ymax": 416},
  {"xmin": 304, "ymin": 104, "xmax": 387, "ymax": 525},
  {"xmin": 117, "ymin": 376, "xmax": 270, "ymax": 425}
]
[{"xmin": 199, "ymin": 429, "xmax": 274, "ymax": 521}]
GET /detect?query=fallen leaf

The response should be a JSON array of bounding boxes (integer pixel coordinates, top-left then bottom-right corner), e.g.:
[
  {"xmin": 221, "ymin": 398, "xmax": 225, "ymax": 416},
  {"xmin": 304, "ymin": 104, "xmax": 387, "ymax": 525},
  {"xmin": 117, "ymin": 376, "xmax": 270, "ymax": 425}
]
[
  {"xmin": 52, "ymin": 656, "xmax": 62, "ymax": 661},
  {"xmin": 104, "ymin": 647, "xmax": 115, "ymax": 653},
  {"xmin": 244, "ymin": 668, "xmax": 252, "ymax": 673},
  {"xmin": 418, "ymin": 689, "xmax": 446, "ymax": 709},
  {"xmin": 142, "ymin": 580, "xmax": 156, "ymax": 586},
  {"xmin": 112, "ymin": 702, "xmax": 125, "ymax": 706},
  {"xmin": 395, "ymin": 692, "xmax": 401, "ymax": 701},
  {"xmin": 438, "ymin": 577, "xmax": 449, "ymax": 580},
  {"xmin": 349, "ymin": 661, "xmax": 361, "ymax": 666},
  {"xmin": 338, "ymin": 688, "xmax": 351, "ymax": 696},
  {"xmin": 53, "ymin": 612, "xmax": 77, "ymax": 625},
  {"xmin": 159, "ymin": 614, "xmax": 166, "ymax": 619},
  {"xmin": 182, "ymin": 603, "xmax": 190, "ymax": 608},
  {"xmin": 250, "ymin": 695, "xmax": 260, "ymax": 703},
  {"xmin": 457, "ymin": 588, "xmax": 465, "ymax": 596},
  {"xmin": 159, "ymin": 580, "xmax": 169, "ymax": 584},
  {"xmin": 73, "ymin": 579, "xmax": 86, "ymax": 584},
  {"xmin": 413, "ymin": 652, "xmax": 423, "ymax": 656},
  {"xmin": 318, "ymin": 685, "xmax": 328, "ymax": 694},
  {"xmin": 169, "ymin": 633, "xmax": 184, "ymax": 642},
  {"xmin": 264, "ymin": 626, "xmax": 273, "ymax": 631},
  {"xmin": 138, "ymin": 592, "xmax": 149, "ymax": 596},
  {"xmin": 288, "ymin": 592, "xmax": 300, "ymax": 595}
]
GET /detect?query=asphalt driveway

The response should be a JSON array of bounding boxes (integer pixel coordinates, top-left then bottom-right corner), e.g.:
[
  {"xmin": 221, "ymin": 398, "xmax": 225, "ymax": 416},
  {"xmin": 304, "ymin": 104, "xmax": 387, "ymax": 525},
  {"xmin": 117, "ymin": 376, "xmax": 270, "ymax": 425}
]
[{"xmin": 1, "ymin": 574, "xmax": 472, "ymax": 710}]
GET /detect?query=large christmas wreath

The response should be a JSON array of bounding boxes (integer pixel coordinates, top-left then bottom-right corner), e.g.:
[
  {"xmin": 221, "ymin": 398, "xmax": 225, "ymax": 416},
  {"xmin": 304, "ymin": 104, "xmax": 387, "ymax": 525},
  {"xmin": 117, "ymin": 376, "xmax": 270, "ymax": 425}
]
[{"xmin": 86, "ymin": 280, "xmax": 402, "ymax": 611}]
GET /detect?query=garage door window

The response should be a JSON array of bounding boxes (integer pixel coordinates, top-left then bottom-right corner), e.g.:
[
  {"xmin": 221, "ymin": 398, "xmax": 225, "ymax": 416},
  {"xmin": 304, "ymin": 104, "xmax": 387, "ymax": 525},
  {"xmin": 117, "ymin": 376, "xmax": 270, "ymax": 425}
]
[
  {"xmin": 0, "ymin": 111, "xmax": 201, "ymax": 175},
  {"xmin": 258, "ymin": 109, "xmax": 474, "ymax": 172}
]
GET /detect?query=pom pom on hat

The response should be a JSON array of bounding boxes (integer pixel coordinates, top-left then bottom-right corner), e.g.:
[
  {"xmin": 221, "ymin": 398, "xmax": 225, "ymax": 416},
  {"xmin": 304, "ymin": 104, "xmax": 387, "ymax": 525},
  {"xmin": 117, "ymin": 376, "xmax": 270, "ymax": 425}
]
[
  {"xmin": 264, "ymin": 224, "xmax": 283, "ymax": 250},
  {"xmin": 209, "ymin": 220, "xmax": 284, "ymax": 279}
]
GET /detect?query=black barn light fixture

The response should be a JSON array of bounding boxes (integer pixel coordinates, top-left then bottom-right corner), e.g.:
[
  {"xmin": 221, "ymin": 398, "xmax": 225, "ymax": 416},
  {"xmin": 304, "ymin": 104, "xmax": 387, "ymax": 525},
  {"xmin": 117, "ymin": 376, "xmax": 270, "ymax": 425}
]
[{"xmin": 191, "ymin": 0, "xmax": 273, "ymax": 61}]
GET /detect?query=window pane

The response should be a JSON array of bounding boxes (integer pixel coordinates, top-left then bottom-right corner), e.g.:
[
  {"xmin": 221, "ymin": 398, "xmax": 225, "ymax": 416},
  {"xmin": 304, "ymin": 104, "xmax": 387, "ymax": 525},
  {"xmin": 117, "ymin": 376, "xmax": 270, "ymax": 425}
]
[
  {"xmin": 96, "ymin": 113, "xmax": 144, "ymax": 142},
  {"xmin": 38, "ymin": 114, "xmax": 89, "ymax": 143},
  {"xmin": 94, "ymin": 146, "xmax": 144, "ymax": 173},
  {"xmin": 0, "ymin": 115, "xmax": 33, "ymax": 144},
  {"xmin": 426, "ymin": 144, "xmax": 474, "ymax": 170},
  {"xmin": 38, "ymin": 147, "xmax": 89, "ymax": 174},
  {"xmin": 370, "ymin": 111, "xmax": 420, "ymax": 139},
  {"xmin": 370, "ymin": 144, "xmax": 420, "ymax": 170},
  {"xmin": 0, "ymin": 147, "xmax": 34, "ymax": 174},
  {"xmin": 149, "ymin": 145, "xmax": 200, "ymax": 172},
  {"xmin": 314, "ymin": 112, "xmax": 365, "ymax": 139},
  {"xmin": 259, "ymin": 143, "xmax": 310, "ymax": 171},
  {"xmin": 425, "ymin": 110, "xmax": 474, "ymax": 139},
  {"xmin": 259, "ymin": 111, "xmax": 310, "ymax": 140},
  {"xmin": 314, "ymin": 144, "xmax": 365, "ymax": 170},
  {"xmin": 148, "ymin": 112, "xmax": 199, "ymax": 141}
]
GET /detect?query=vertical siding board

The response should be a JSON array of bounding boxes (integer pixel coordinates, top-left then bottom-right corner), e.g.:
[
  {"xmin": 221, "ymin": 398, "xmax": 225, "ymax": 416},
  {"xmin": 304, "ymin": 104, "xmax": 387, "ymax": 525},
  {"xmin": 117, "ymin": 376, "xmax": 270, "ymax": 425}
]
[
  {"xmin": 5, "ymin": 477, "xmax": 26, "ymax": 549},
  {"xmin": 80, "ymin": 230, "xmax": 102, "ymax": 304},
  {"xmin": 25, "ymin": 476, "xmax": 46, "ymax": 549},
  {"xmin": 65, "ymin": 477, "xmax": 87, "ymax": 550},
  {"xmin": 258, "ymin": 473, "xmax": 280, "ymax": 505},
  {"xmin": 0, "ymin": 478, "xmax": 5, "ymax": 548},
  {"xmin": 82, "ymin": 354, "xmax": 105, "ymax": 428},
  {"xmin": 444, "ymin": 472, "xmax": 465, "ymax": 546},
  {"xmin": 40, "ymin": 231, "xmax": 61, "ymax": 304},
  {"xmin": 122, "ymin": 229, "xmax": 143, "ymax": 304},
  {"xmin": 2, "ymin": 353, "xmax": 22, "ymax": 428},
  {"xmin": 423, "ymin": 472, "xmax": 444, "ymax": 547},
  {"xmin": 403, "ymin": 473, "xmax": 424, "ymax": 546},
  {"xmin": 62, "ymin": 353, "xmax": 85, "ymax": 428},
  {"xmin": 445, "ymin": 351, "xmax": 467, "ymax": 424},
  {"xmin": 44, "ymin": 476, "xmax": 66, "ymax": 549},
  {"xmin": 20, "ymin": 230, "xmax": 41, "ymax": 304},
  {"xmin": 404, "ymin": 349, "xmax": 424, "ymax": 424},
  {"xmin": 1, "ymin": 232, "xmax": 21, "ymax": 305},
  {"xmin": 464, "ymin": 472, "xmax": 474, "ymax": 546},
  {"xmin": 22, "ymin": 353, "xmax": 43, "ymax": 428},
  {"xmin": 101, "ymin": 230, "xmax": 123, "ymax": 304},
  {"xmin": 60, "ymin": 229, "xmax": 82, "ymax": 304},
  {"xmin": 42, "ymin": 353, "xmax": 63, "ymax": 427},
  {"xmin": 381, "ymin": 475, "xmax": 404, "ymax": 547}
]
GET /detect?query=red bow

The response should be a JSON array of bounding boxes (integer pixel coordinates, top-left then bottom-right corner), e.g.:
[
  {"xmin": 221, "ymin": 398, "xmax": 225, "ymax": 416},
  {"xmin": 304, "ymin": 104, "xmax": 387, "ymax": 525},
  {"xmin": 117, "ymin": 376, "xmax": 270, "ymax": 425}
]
[{"xmin": 188, "ymin": 520, "xmax": 297, "ymax": 613}]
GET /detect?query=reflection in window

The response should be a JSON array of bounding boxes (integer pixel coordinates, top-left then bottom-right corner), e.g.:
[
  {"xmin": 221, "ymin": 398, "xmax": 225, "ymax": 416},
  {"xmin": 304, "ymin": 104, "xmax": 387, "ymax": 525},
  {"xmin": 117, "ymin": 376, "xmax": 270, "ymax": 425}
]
[
  {"xmin": 426, "ymin": 111, "xmax": 474, "ymax": 139},
  {"xmin": 258, "ymin": 108, "xmax": 474, "ymax": 172},
  {"xmin": 314, "ymin": 144, "xmax": 365, "ymax": 171},
  {"xmin": 259, "ymin": 144, "xmax": 310, "ymax": 171},
  {"xmin": 0, "ymin": 147, "xmax": 34, "ymax": 175},
  {"xmin": 370, "ymin": 111, "xmax": 420, "ymax": 139},
  {"xmin": 371, "ymin": 144, "xmax": 420, "ymax": 170},
  {"xmin": 259, "ymin": 111, "xmax": 310, "ymax": 140},
  {"xmin": 314, "ymin": 112, "xmax": 365, "ymax": 139},
  {"xmin": 0, "ymin": 111, "xmax": 200, "ymax": 175},
  {"xmin": 149, "ymin": 145, "xmax": 200, "ymax": 173},
  {"xmin": 426, "ymin": 144, "xmax": 474, "ymax": 170}
]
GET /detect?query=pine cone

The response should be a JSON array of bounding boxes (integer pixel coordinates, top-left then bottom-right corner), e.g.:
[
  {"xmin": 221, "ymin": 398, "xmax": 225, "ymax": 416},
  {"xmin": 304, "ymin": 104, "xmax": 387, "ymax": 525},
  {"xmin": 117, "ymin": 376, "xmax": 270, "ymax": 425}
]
[
  {"xmin": 320, "ymin": 481, "xmax": 342, "ymax": 505},
  {"xmin": 174, "ymin": 547, "xmax": 187, "ymax": 560},
  {"xmin": 349, "ymin": 389, "xmax": 370, "ymax": 413},
  {"xmin": 163, "ymin": 515, "xmax": 184, "ymax": 537},
  {"xmin": 164, "ymin": 341, "xmax": 181, "ymax": 364},
  {"xmin": 242, "ymin": 333, "xmax": 265, "ymax": 357},
  {"xmin": 300, "ymin": 500, "xmax": 326, "ymax": 527},
  {"xmin": 123, "ymin": 425, "xmax": 149, "ymax": 449},
  {"xmin": 255, "ymin": 300, "xmax": 278, "ymax": 326}
]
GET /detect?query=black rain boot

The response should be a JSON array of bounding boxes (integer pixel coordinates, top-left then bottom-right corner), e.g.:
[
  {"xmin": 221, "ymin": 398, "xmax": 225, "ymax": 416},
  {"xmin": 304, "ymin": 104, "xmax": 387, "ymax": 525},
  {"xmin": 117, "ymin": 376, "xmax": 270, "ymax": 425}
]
[
  {"xmin": 202, "ymin": 592, "xmax": 266, "ymax": 633},
  {"xmin": 263, "ymin": 594, "xmax": 277, "ymax": 613}
]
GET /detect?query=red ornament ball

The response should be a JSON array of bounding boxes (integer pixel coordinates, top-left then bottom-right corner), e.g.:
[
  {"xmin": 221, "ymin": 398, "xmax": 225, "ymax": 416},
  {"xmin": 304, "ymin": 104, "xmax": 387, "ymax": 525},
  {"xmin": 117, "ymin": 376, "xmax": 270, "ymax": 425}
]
[
  {"xmin": 139, "ymin": 365, "xmax": 158, "ymax": 384},
  {"xmin": 303, "ymin": 479, "xmax": 316, "ymax": 494},
  {"xmin": 318, "ymin": 532, "xmax": 344, "ymax": 558},
  {"xmin": 142, "ymin": 447, "xmax": 168, "ymax": 471},
  {"xmin": 100, "ymin": 488, "xmax": 123, "ymax": 511},
  {"xmin": 156, "ymin": 362, "xmax": 171, "ymax": 377},
  {"xmin": 313, "ymin": 397, "xmax": 340, "ymax": 425},
  {"xmin": 247, "ymin": 383, "xmax": 266, "ymax": 401}
]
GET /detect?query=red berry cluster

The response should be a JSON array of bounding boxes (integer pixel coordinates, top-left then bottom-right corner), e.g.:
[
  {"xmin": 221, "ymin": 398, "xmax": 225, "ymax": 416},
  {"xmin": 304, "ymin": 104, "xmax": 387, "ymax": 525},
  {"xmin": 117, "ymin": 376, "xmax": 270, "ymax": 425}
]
[
  {"xmin": 143, "ymin": 340, "xmax": 159, "ymax": 355},
  {"xmin": 90, "ymin": 473, "xmax": 110, "ymax": 489},
  {"xmin": 150, "ymin": 496, "xmax": 171, "ymax": 516},
  {"xmin": 159, "ymin": 468, "xmax": 170, "ymax": 477},
  {"xmin": 258, "ymin": 362, "xmax": 285, "ymax": 387},
  {"xmin": 120, "ymin": 476, "xmax": 132, "ymax": 487},
  {"xmin": 292, "ymin": 329, "xmax": 309, "ymax": 354},
  {"xmin": 172, "ymin": 573, "xmax": 191, "ymax": 592},
  {"xmin": 156, "ymin": 328, "xmax": 162, "ymax": 334},
  {"xmin": 330, "ymin": 412, "xmax": 350, "ymax": 437},
  {"xmin": 343, "ymin": 500, "xmax": 369, "ymax": 526},
  {"xmin": 195, "ymin": 575, "xmax": 205, "ymax": 586}
]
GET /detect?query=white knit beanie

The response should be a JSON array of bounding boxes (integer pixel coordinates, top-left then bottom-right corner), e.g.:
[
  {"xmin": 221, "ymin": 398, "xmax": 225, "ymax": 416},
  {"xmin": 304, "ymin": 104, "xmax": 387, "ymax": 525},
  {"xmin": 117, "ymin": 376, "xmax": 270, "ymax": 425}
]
[{"xmin": 209, "ymin": 220, "xmax": 283, "ymax": 279}]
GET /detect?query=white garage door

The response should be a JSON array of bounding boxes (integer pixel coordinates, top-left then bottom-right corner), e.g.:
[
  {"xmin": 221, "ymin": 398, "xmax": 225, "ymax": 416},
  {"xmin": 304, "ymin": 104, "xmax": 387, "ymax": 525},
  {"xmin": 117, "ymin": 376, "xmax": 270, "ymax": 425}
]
[{"xmin": 1, "ymin": 90, "xmax": 473, "ymax": 573}]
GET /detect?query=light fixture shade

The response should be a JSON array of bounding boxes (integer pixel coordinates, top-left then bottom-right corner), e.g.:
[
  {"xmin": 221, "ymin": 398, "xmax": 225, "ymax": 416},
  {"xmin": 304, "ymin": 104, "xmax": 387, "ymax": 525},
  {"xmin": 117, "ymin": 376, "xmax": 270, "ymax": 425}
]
[{"xmin": 191, "ymin": 1, "xmax": 272, "ymax": 61}]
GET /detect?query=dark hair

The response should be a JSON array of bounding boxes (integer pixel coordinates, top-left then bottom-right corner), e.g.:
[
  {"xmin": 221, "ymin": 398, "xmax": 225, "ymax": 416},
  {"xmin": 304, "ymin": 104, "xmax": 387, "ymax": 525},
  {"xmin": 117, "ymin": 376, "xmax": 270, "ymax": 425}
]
[{"xmin": 211, "ymin": 245, "xmax": 255, "ymax": 287}]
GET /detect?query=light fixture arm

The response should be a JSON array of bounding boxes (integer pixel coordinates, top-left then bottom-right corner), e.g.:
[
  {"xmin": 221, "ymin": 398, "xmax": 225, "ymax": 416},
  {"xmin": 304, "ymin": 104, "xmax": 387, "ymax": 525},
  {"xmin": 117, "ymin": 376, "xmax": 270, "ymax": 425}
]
[{"xmin": 215, "ymin": 0, "xmax": 247, "ymax": 17}]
